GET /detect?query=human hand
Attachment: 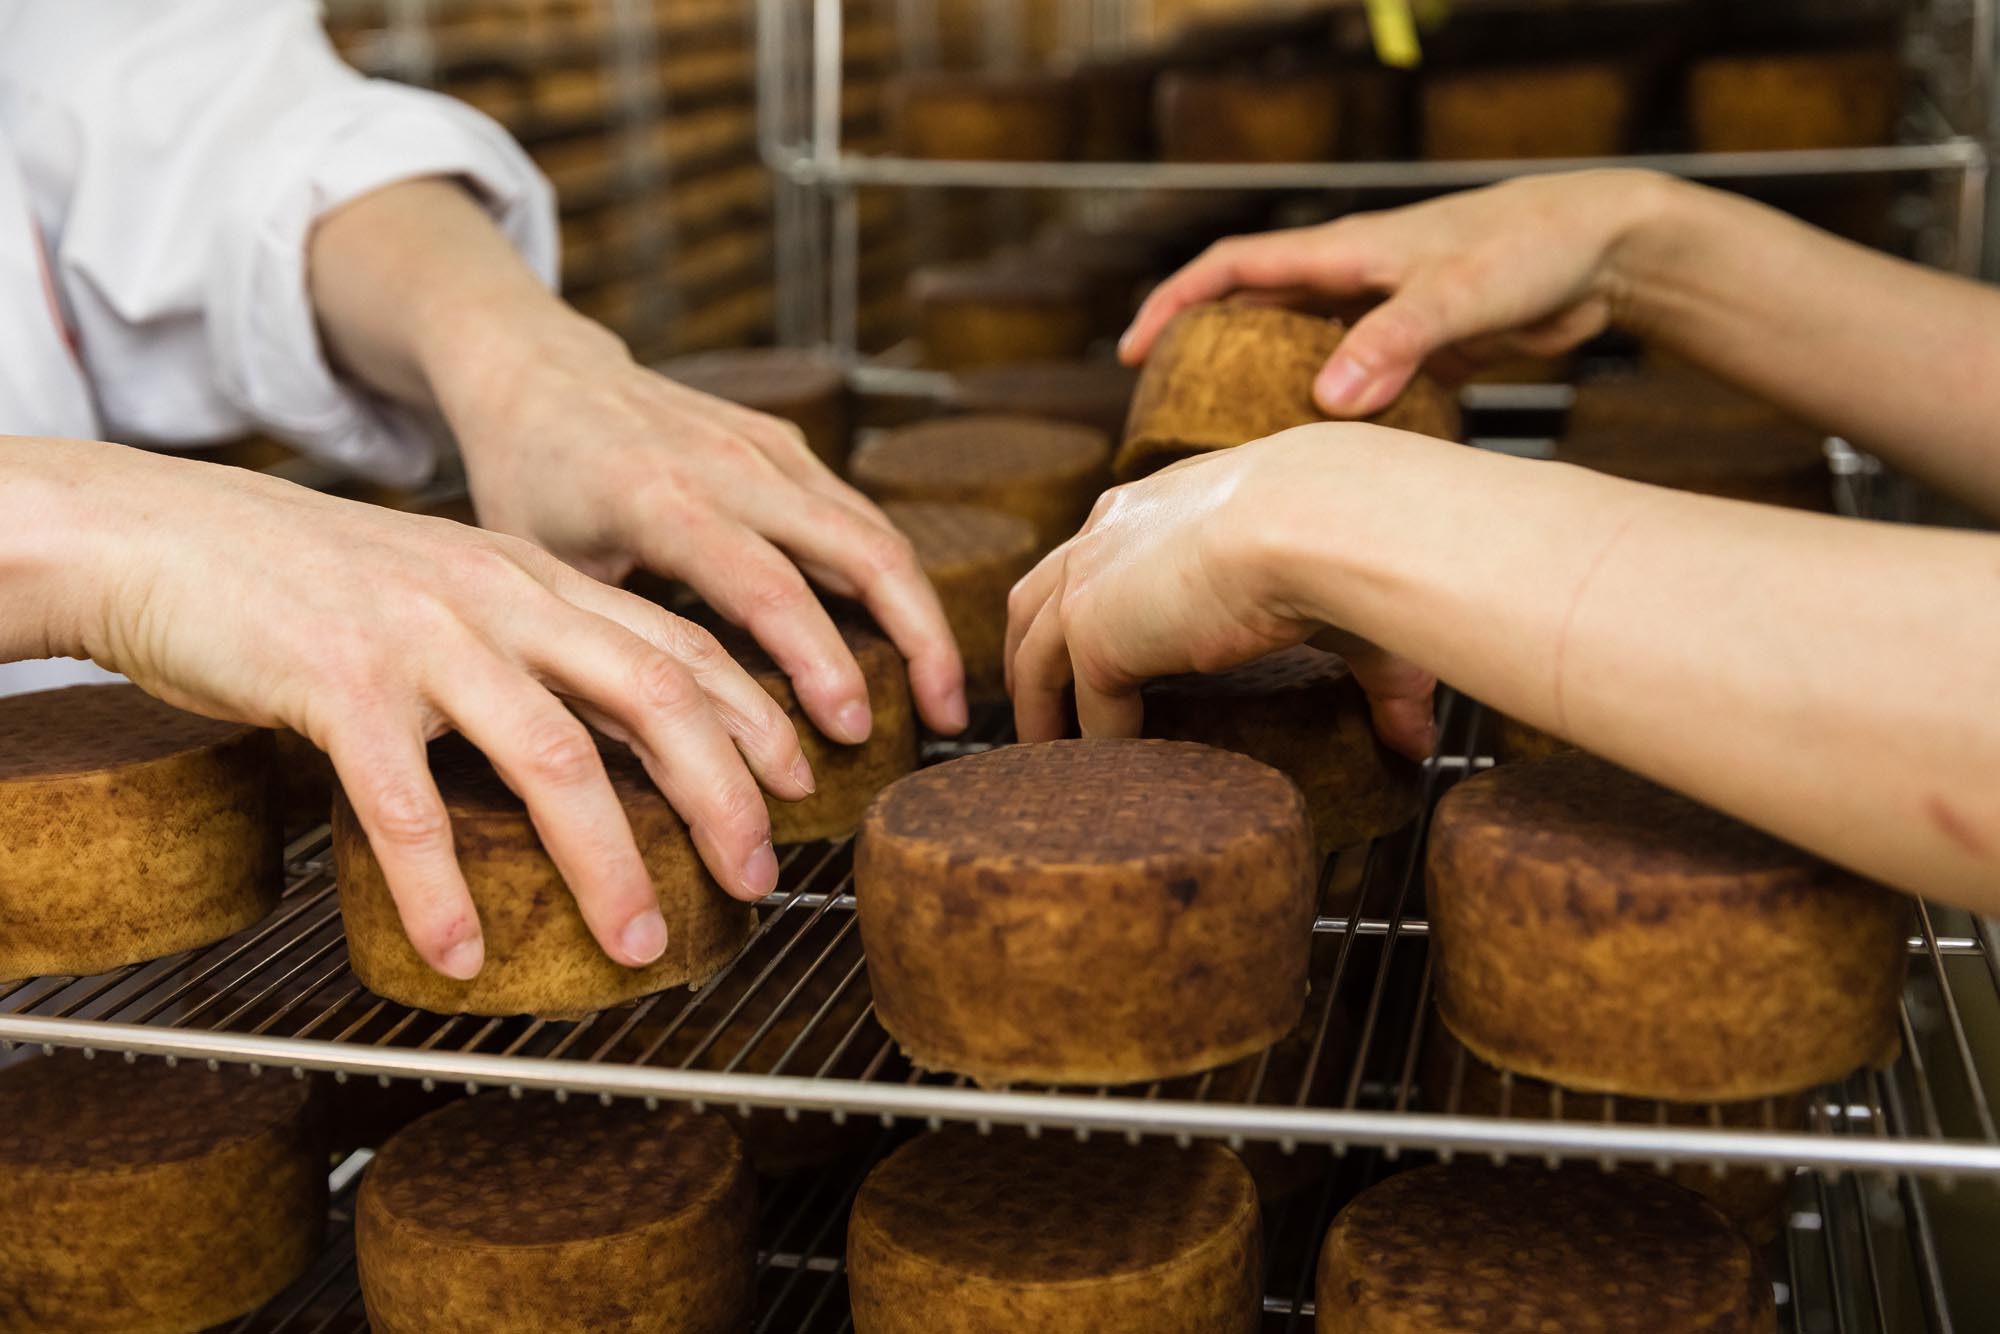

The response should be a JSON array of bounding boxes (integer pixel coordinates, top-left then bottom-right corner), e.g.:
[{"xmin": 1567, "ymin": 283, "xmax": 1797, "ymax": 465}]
[
  {"xmin": 1003, "ymin": 430, "xmax": 1435, "ymax": 759},
  {"xmin": 1120, "ymin": 169, "xmax": 1680, "ymax": 416}
]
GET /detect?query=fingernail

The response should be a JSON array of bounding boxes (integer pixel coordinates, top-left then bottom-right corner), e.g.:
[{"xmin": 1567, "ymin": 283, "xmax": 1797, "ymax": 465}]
[
  {"xmin": 620, "ymin": 911, "xmax": 669, "ymax": 965},
  {"xmin": 1116, "ymin": 327, "xmax": 1135, "ymax": 359},
  {"xmin": 742, "ymin": 840, "xmax": 779, "ymax": 898},
  {"xmin": 790, "ymin": 756, "xmax": 817, "ymax": 795},
  {"xmin": 942, "ymin": 692, "xmax": 969, "ymax": 734},
  {"xmin": 441, "ymin": 937, "xmax": 484, "ymax": 981},
  {"xmin": 833, "ymin": 700, "xmax": 873, "ymax": 745},
  {"xmin": 1314, "ymin": 358, "xmax": 1371, "ymax": 412}
]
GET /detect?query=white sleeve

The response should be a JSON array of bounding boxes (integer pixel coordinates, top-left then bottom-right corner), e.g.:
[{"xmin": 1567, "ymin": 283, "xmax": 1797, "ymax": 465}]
[{"xmin": 0, "ymin": 0, "xmax": 558, "ymax": 486}]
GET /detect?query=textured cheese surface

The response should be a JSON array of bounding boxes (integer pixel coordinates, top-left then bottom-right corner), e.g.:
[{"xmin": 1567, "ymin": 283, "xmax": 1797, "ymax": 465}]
[
  {"xmin": 0, "ymin": 1052, "xmax": 312, "ymax": 1170},
  {"xmin": 0, "ymin": 685, "xmax": 245, "ymax": 780},
  {"xmin": 656, "ymin": 347, "xmax": 844, "ymax": 413},
  {"xmin": 881, "ymin": 502, "xmax": 1041, "ymax": 704},
  {"xmin": 854, "ymin": 415, "xmax": 1108, "ymax": 489}
]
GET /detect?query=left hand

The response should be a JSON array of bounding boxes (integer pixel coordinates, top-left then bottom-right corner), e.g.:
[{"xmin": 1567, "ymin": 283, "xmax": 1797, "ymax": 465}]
[{"xmin": 1004, "ymin": 434, "xmax": 1436, "ymax": 759}]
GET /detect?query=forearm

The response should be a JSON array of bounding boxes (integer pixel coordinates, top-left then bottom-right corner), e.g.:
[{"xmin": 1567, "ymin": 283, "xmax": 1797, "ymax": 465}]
[
  {"xmin": 1271, "ymin": 434, "xmax": 2000, "ymax": 907},
  {"xmin": 1614, "ymin": 179, "xmax": 2000, "ymax": 512}
]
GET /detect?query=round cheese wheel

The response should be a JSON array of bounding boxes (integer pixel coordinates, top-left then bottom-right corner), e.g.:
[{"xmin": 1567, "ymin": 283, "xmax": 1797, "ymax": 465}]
[
  {"xmin": 1118, "ymin": 303, "xmax": 1460, "ymax": 481},
  {"xmin": 0, "ymin": 1053, "xmax": 325, "ymax": 1333},
  {"xmin": 1689, "ymin": 49, "xmax": 1899, "ymax": 153},
  {"xmin": 848, "ymin": 1132, "xmax": 1260, "ymax": 1333},
  {"xmin": 1480, "ymin": 707, "xmax": 1571, "ymax": 765},
  {"xmin": 1317, "ymin": 1163, "xmax": 1775, "ymax": 1332},
  {"xmin": 0, "ymin": 685, "xmax": 280, "ymax": 982},
  {"xmin": 909, "ymin": 260, "xmax": 1097, "ymax": 371},
  {"xmin": 273, "ymin": 727, "xmax": 336, "ymax": 840},
  {"xmin": 1429, "ymin": 751, "xmax": 1908, "ymax": 1100},
  {"xmin": 851, "ymin": 414, "xmax": 1110, "ymax": 554},
  {"xmin": 656, "ymin": 347, "xmax": 852, "ymax": 470},
  {"xmin": 334, "ymin": 734, "xmax": 755, "ymax": 1016},
  {"xmin": 357, "ymin": 1095, "xmax": 754, "ymax": 1334},
  {"xmin": 856, "ymin": 738, "xmax": 1314, "ymax": 1086},
  {"xmin": 1421, "ymin": 62, "xmax": 1634, "ymax": 160},
  {"xmin": 951, "ymin": 358, "xmax": 1138, "ymax": 441},
  {"xmin": 1154, "ymin": 69, "xmax": 1342, "ymax": 163},
  {"xmin": 889, "ymin": 70, "xmax": 1075, "ymax": 161},
  {"xmin": 1143, "ymin": 647, "xmax": 1420, "ymax": 861},
  {"xmin": 879, "ymin": 501, "xmax": 1038, "ymax": 705}
]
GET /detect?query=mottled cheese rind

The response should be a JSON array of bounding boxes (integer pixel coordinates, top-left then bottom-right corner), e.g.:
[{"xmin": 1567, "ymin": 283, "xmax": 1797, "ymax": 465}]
[
  {"xmin": 851, "ymin": 413, "xmax": 1111, "ymax": 553},
  {"xmin": 657, "ymin": 347, "xmax": 852, "ymax": 470},
  {"xmin": 880, "ymin": 501, "xmax": 1039, "ymax": 705}
]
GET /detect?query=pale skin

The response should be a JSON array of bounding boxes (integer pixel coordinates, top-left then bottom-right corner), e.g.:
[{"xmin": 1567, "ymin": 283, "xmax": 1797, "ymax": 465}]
[
  {"xmin": 1010, "ymin": 169, "xmax": 2000, "ymax": 914},
  {"xmin": 2, "ymin": 177, "xmax": 966, "ymax": 981}
]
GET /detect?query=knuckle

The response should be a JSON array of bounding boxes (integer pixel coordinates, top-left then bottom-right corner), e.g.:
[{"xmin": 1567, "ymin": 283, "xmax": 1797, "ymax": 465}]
[
  {"xmin": 366, "ymin": 782, "xmax": 450, "ymax": 849},
  {"xmin": 854, "ymin": 527, "xmax": 917, "ymax": 579},
  {"xmin": 519, "ymin": 718, "xmax": 600, "ymax": 787},
  {"xmin": 631, "ymin": 649, "xmax": 696, "ymax": 712},
  {"xmin": 740, "ymin": 571, "xmax": 809, "ymax": 623}
]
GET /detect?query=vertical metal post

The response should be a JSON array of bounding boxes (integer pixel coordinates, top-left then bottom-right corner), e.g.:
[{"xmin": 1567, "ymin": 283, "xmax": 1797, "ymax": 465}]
[
  {"xmin": 812, "ymin": 0, "xmax": 845, "ymax": 165},
  {"xmin": 1956, "ymin": 152, "xmax": 1989, "ymax": 276},
  {"xmin": 383, "ymin": 0, "xmax": 437, "ymax": 86},
  {"xmin": 830, "ymin": 185, "xmax": 861, "ymax": 359}
]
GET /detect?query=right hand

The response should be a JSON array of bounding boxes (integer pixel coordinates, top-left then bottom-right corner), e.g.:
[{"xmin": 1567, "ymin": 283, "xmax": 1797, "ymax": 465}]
[
  {"xmin": 54, "ymin": 442, "xmax": 810, "ymax": 982},
  {"xmin": 1119, "ymin": 169, "xmax": 1680, "ymax": 416}
]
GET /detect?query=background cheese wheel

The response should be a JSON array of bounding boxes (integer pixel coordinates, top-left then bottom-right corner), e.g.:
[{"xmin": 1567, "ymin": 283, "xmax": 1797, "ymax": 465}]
[
  {"xmin": 848, "ymin": 1132, "xmax": 1261, "ymax": 1333},
  {"xmin": 909, "ymin": 258, "xmax": 1097, "ymax": 371},
  {"xmin": 1317, "ymin": 1163, "xmax": 1775, "ymax": 1333},
  {"xmin": 0, "ymin": 684, "xmax": 280, "ymax": 982},
  {"xmin": 950, "ymin": 357, "xmax": 1139, "ymax": 441},
  {"xmin": 1421, "ymin": 61, "xmax": 1635, "ymax": 159},
  {"xmin": 888, "ymin": 69, "xmax": 1076, "ymax": 161},
  {"xmin": 656, "ymin": 347, "xmax": 853, "ymax": 470},
  {"xmin": 0, "ymin": 1053, "xmax": 326, "ymax": 1333},
  {"xmin": 334, "ymin": 734, "xmax": 755, "ymax": 1016},
  {"xmin": 851, "ymin": 413, "xmax": 1110, "ymax": 555},
  {"xmin": 1428, "ymin": 752, "xmax": 1908, "ymax": 1100},
  {"xmin": 856, "ymin": 738, "xmax": 1314, "ymax": 1086},
  {"xmin": 358, "ymin": 1095, "xmax": 754, "ymax": 1334},
  {"xmin": 1479, "ymin": 707, "xmax": 1572, "ymax": 765},
  {"xmin": 1154, "ymin": 68, "xmax": 1342, "ymax": 163},
  {"xmin": 879, "ymin": 501, "xmax": 1039, "ymax": 705},
  {"xmin": 1689, "ymin": 49, "xmax": 1900, "ymax": 153},
  {"xmin": 1118, "ymin": 303, "xmax": 1459, "ymax": 481},
  {"xmin": 1143, "ymin": 647, "xmax": 1421, "ymax": 861}
]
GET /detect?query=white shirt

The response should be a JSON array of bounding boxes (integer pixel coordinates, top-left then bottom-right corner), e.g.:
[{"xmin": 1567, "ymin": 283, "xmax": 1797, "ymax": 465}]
[{"xmin": 0, "ymin": 0, "xmax": 560, "ymax": 695}]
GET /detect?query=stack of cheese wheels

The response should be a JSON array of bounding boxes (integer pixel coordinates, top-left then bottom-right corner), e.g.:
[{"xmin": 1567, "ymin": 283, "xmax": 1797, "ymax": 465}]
[
  {"xmin": 1317, "ymin": 1164, "xmax": 1776, "ymax": 1332},
  {"xmin": 0, "ymin": 1053, "xmax": 325, "ymax": 1332},
  {"xmin": 1118, "ymin": 302, "xmax": 1460, "ymax": 481},
  {"xmin": 848, "ymin": 1132, "xmax": 1261, "ymax": 1333},
  {"xmin": 1154, "ymin": 69, "xmax": 1342, "ymax": 163},
  {"xmin": 910, "ymin": 258, "xmax": 1097, "ymax": 371},
  {"xmin": 334, "ymin": 734, "xmax": 755, "ymax": 1016},
  {"xmin": 889, "ymin": 69, "xmax": 1075, "ymax": 160},
  {"xmin": 358, "ymin": 1095, "xmax": 755, "ymax": 1334},
  {"xmin": 656, "ymin": 347, "xmax": 853, "ymax": 470},
  {"xmin": 856, "ymin": 738, "xmax": 1315, "ymax": 1086},
  {"xmin": 878, "ymin": 501, "xmax": 1039, "ymax": 705},
  {"xmin": 1429, "ymin": 752, "xmax": 1908, "ymax": 1101},
  {"xmin": 1143, "ymin": 647, "xmax": 1421, "ymax": 861},
  {"xmin": 1421, "ymin": 62, "xmax": 1634, "ymax": 159},
  {"xmin": 950, "ymin": 357, "xmax": 1139, "ymax": 441},
  {"xmin": 1689, "ymin": 48, "xmax": 1900, "ymax": 152},
  {"xmin": 0, "ymin": 684, "xmax": 280, "ymax": 982},
  {"xmin": 850, "ymin": 413, "xmax": 1111, "ymax": 554}
]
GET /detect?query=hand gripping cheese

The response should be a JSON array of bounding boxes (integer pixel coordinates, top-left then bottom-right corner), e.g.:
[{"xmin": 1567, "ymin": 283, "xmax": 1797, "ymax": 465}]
[
  {"xmin": 0, "ymin": 1053, "xmax": 325, "ymax": 1333},
  {"xmin": 357, "ymin": 1095, "xmax": 755, "ymax": 1334},
  {"xmin": 856, "ymin": 738, "xmax": 1315, "ymax": 1086},
  {"xmin": 1317, "ymin": 1163, "xmax": 1775, "ymax": 1333},
  {"xmin": 0, "ymin": 685, "xmax": 281, "ymax": 981},
  {"xmin": 334, "ymin": 734, "xmax": 755, "ymax": 1016},
  {"xmin": 656, "ymin": 347, "xmax": 852, "ymax": 470},
  {"xmin": 851, "ymin": 413, "xmax": 1111, "ymax": 554},
  {"xmin": 1428, "ymin": 752, "xmax": 1908, "ymax": 1101},
  {"xmin": 879, "ymin": 501, "xmax": 1039, "ymax": 706},
  {"xmin": 848, "ymin": 1132, "xmax": 1261, "ymax": 1334}
]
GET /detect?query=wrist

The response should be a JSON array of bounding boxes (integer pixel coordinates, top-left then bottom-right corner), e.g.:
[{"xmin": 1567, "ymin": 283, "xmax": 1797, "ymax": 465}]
[
  {"xmin": 0, "ymin": 438, "xmax": 123, "ymax": 664},
  {"xmin": 1599, "ymin": 171, "xmax": 1713, "ymax": 335}
]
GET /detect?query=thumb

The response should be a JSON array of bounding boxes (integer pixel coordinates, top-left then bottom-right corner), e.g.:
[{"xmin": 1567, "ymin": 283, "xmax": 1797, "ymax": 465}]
[{"xmin": 1313, "ymin": 284, "xmax": 1458, "ymax": 419}]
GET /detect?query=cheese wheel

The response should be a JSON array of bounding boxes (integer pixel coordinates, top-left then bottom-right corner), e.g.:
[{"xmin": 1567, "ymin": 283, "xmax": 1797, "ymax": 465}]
[
  {"xmin": 1154, "ymin": 69, "xmax": 1342, "ymax": 163},
  {"xmin": 1143, "ymin": 648, "xmax": 1420, "ymax": 861},
  {"xmin": 856, "ymin": 738, "xmax": 1314, "ymax": 1086},
  {"xmin": 1422, "ymin": 62, "xmax": 1634, "ymax": 159},
  {"xmin": 273, "ymin": 727, "xmax": 336, "ymax": 839},
  {"xmin": 1317, "ymin": 1164, "xmax": 1775, "ymax": 1333},
  {"xmin": 951, "ymin": 357, "xmax": 1139, "ymax": 441},
  {"xmin": 1429, "ymin": 752, "xmax": 1908, "ymax": 1100},
  {"xmin": 656, "ymin": 347, "xmax": 852, "ymax": 469},
  {"xmin": 1481, "ymin": 708, "xmax": 1571, "ymax": 765},
  {"xmin": 851, "ymin": 413, "xmax": 1110, "ymax": 553},
  {"xmin": 889, "ymin": 70, "xmax": 1075, "ymax": 161},
  {"xmin": 0, "ymin": 685, "xmax": 280, "ymax": 982},
  {"xmin": 357, "ymin": 1095, "xmax": 755, "ymax": 1334},
  {"xmin": 879, "ymin": 501, "xmax": 1039, "ymax": 705},
  {"xmin": 334, "ymin": 734, "xmax": 755, "ymax": 1016},
  {"xmin": 0, "ymin": 1053, "xmax": 325, "ymax": 1333},
  {"xmin": 848, "ymin": 1132, "xmax": 1261, "ymax": 1333},
  {"xmin": 910, "ymin": 259, "xmax": 1097, "ymax": 371},
  {"xmin": 1690, "ymin": 49, "xmax": 1900, "ymax": 152},
  {"xmin": 1118, "ymin": 303, "xmax": 1459, "ymax": 481}
]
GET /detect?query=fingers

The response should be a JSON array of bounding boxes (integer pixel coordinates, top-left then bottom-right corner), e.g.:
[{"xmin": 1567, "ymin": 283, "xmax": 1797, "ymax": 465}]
[
  {"xmin": 1004, "ymin": 544, "xmax": 1067, "ymax": 700},
  {"xmin": 1121, "ymin": 225, "xmax": 1369, "ymax": 364},
  {"xmin": 1072, "ymin": 655, "xmax": 1144, "ymax": 739},
  {"xmin": 1009, "ymin": 574, "xmax": 1076, "ymax": 743},
  {"xmin": 1314, "ymin": 630, "xmax": 1439, "ymax": 762},
  {"xmin": 327, "ymin": 725, "xmax": 484, "ymax": 981},
  {"xmin": 1313, "ymin": 278, "xmax": 1466, "ymax": 418}
]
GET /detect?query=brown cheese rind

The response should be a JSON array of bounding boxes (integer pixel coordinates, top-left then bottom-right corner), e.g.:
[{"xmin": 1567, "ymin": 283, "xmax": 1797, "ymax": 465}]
[
  {"xmin": 656, "ymin": 347, "xmax": 852, "ymax": 470},
  {"xmin": 0, "ymin": 1054, "xmax": 326, "ymax": 1334},
  {"xmin": 1421, "ymin": 62, "xmax": 1634, "ymax": 159},
  {"xmin": 889, "ymin": 71, "xmax": 1076, "ymax": 161},
  {"xmin": 950, "ymin": 358, "xmax": 1139, "ymax": 441},
  {"xmin": 848, "ymin": 1132, "xmax": 1261, "ymax": 1334},
  {"xmin": 0, "ymin": 685, "xmax": 281, "ymax": 981},
  {"xmin": 1428, "ymin": 752, "xmax": 1908, "ymax": 1100},
  {"xmin": 1154, "ymin": 70, "xmax": 1343, "ymax": 164},
  {"xmin": 910, "ymin": 260, "xmax": 1097, "ymax": 371},
  {"xmin": 334, "ymin": 734, "xmax": 755, "ymax": 1016},
  {"xmin": 1317, "ymin": 1164, "xmax": 1775, "ymax": 1333},
  {"xmin": 855, "ymin": 738, "xmax": 1315, "ymax": 1086},
  {"xmin": 1688, "ymin": 49, "xmax": 1899, "ymax": 153},
  {"xmin": 358, "ymin": 1095, "xmax": 755, "ymax": 1334},
  {"xmin": 880, "ymin": 501, "xmax": 1039, "ymax": 705},
  {"xmin": 851, "ymin": 413, "xmax": 1111, "ymax": 553},
  {"xmin": 1117, "ymin": 303, "xmax": 1459, "ymax": 481}
]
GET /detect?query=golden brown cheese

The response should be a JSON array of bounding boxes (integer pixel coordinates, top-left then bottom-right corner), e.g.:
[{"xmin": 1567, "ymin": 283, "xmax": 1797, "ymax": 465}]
[
  {"xmin": 1689, "ymin": 49, "xmax": 1900, "ymax": 153},
  {"xmin": 1421, "ymin": 62, "xmax": 1634, "ymax": 159},
  {"xmin": 910, "ymin": 259, "xmax": 1097, "ymax": 371},
  {"xmin": 1155, "ymin": 69, "xmax": 1343, "ymax": 163},
  {"xmin": 880, "ymin": 501, "xmax": 1038, "ymax": 706},
  {"xmin": 656, "ymin": 347, "xmax": 852, "ymax": 470},
  {"xmin": 851, "ymin": 413, "xmax": 1110, "ymax": 553},
  {"xmin": 889, "ymin": 70, "xmax": 1076, "ymax": 161}
]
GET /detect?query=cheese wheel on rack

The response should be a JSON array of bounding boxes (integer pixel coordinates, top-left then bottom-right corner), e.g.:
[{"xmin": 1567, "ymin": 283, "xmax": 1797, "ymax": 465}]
[
  {"xmin": 0, "ymin": 685, "xmax": 280, "ymax": 982},
  {"xmin": 1689, "ymin": 49, "xmax": 1900, "ymax": 153},
  {"xmin": 656, "ymin": 347, "xmax": 853, "ymax": 469},
  {"xmin": 851, "ymin": 413, "xmax": 1110, "ymax": 553},
  {"xmin": 1317, "ymin": 1163, "xmax": 1775, "ymax": 1333},
  {"xmin": 950, "ymin": 357, "xmax": 1139, "ymax": 441},
  {"xmin": 856, "ymin": 738, "xmax": 1315, "ymax": 1086},
  {"xmin": 1429, "ymin": 752, "xmax": 1908, "ymax": 1101},
  {"xmin": 910, "ymin": 258, "xmax": 1097, "ymax": 371},
  {"xmin": 1154, "ymin": 69, "xmax": 1342, "ymax": 163},
  {"xmin": 334, "ymin": 734, "xmax": 755, "ymax": 1016},
  {"xmin": 1481, "ymin": 707, "xmax": 1572, "ymax": 765},
  {"xmin": 889, "ymin": 70, "xmax": 1075, "ymax": 161},
  {"xmin": 879, "ymin": 501, "xmax": 1039, "ymax": 705},
  {"xmin": 1421, "ymin": 62, "xmax": 1634, "ymax": 159},
  {"xmin": 0, "ymin": 1053, "xmax": 325, "ymax": 1333},
  {"xmin": 357, "ymin": 1095, "xmax": 755, "ymax": 1334},
  {"xmin": 273, "ymin": 727, "xmax": 336, "ymax": 840},
  {"xmin": 1143, "ymin": 648, "xmax": 1421, "ymax": 861},
  {"xmin": 1118, "ymin": 303, "xmax": 1459, "ymax": 481},
  {"xmin": 848, "ymin": 1132, "xmax": 1261, "ymax": 1333}
]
